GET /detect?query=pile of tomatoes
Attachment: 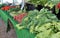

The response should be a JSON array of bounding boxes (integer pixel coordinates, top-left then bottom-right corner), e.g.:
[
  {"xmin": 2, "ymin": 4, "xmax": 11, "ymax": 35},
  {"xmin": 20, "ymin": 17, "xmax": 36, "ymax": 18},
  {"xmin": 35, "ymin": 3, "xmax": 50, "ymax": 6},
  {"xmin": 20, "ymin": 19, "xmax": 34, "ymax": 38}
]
[
  {"xmin": 1, "ymin": 6, "xmax": 16, "ymax": 11},
  {"xmin": 14, "ymin": 13, "xmax": 27, "ymax": 23}
]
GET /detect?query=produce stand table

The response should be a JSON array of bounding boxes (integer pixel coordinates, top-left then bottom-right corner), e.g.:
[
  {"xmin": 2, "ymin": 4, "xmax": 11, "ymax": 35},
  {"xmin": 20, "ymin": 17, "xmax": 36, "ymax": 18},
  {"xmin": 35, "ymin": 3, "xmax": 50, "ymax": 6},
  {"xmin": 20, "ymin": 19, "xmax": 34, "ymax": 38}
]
[{"xmin": 0, "ymin": 10, "xmax": 35, "ymax": 38}]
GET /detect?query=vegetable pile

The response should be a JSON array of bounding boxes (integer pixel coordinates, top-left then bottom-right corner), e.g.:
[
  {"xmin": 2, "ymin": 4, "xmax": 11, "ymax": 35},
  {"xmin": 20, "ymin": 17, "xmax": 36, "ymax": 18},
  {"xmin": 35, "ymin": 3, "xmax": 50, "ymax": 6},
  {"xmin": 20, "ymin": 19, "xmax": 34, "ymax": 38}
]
[
  {"xmin": 1, "ymin": 6, "xmax": 11, "ymax": 11},
  {"xmin": 14, "ymin": 13, "xmax": 27, "ymax": 23},
  {"xmin": 16, "ymin": 8, "xmax": 60, "ymax": 38},
  {"xmin": 9, "ymin": 8, "xmax": 24, "ymax": 17},
  {"xmin": 2, "ymin": 0, "xmax": 60, "ymax": 38}
]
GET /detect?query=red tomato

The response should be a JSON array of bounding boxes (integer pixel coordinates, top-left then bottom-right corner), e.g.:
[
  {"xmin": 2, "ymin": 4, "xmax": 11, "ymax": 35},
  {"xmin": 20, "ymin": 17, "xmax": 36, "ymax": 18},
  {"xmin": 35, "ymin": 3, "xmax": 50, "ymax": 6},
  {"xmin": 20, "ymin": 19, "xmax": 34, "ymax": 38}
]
[{"xmin": 56, "ymin": 2, "xmax": 60, "ymax": 9}]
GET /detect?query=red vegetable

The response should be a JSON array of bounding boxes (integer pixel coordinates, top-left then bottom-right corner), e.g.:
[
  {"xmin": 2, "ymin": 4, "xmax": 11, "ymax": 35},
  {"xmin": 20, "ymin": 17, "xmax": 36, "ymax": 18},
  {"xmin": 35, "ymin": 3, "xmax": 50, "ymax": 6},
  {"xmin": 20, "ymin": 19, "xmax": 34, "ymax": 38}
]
[
  {"xmin": 1, "ymin": 6, "xmax": 16, "ymax": 11},
  {"xmin": 14, "ymin": 13, "xmax": 27, "ymax": 23},
  {"xmin": 2, "ymin": 6, "xmax": 10, "ymax": 11},
  {"xmin": 56, "ymin": 2, "xmax": 60, "ymax": 9}
]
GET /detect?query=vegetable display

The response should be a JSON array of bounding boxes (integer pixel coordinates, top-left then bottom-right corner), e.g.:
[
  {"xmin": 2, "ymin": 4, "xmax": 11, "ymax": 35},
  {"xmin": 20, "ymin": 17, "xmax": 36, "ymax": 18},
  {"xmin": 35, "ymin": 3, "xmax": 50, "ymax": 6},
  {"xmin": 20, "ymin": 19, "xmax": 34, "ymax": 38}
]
[
  {"xmin": 16, "ymin": 8, "xmax": 60, "ymax": 38},
  {"xmin": 1, "ymin": 0, "xmax": 60, "ymax": 38},
  {"xmin": 29, "ymin": 0, "xmax": 49, "ymax": 6}
]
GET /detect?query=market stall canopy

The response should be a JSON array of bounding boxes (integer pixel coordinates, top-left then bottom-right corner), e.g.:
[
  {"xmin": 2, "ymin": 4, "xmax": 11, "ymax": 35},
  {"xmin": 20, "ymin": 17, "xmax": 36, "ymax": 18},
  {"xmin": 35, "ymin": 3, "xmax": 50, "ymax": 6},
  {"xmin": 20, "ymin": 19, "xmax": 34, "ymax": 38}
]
[
  {"xmin": 2, "ymin": 0, "xmax": 29, "ymax": 4},
  {"xmin": 3, "ymin": 0, "xmax": 13, "ymax": 3},
  {"xmin": 1, "ymin": 0, "xmax": 19, "ymax": 5}
]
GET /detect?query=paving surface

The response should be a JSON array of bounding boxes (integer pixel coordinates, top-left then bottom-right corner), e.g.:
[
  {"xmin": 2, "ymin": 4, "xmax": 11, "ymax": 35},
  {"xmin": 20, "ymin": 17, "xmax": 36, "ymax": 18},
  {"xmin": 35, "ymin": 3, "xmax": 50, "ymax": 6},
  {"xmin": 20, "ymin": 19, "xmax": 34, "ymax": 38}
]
[{"xmin": 0, "ymin": 18, "xmax": 17, "ymax": 38}]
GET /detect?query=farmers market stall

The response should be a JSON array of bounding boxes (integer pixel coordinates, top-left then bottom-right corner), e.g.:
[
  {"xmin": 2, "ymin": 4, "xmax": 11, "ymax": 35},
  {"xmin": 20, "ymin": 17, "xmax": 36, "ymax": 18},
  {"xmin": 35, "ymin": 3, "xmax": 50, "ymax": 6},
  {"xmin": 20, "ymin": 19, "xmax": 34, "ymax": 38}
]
[
  {"xmin": 0, "ymin": 0, "xmax": 60, "ymax": 38},
  {"xmin": 0, "ymin": 8, "xmax": 60, "ymax": 38}
]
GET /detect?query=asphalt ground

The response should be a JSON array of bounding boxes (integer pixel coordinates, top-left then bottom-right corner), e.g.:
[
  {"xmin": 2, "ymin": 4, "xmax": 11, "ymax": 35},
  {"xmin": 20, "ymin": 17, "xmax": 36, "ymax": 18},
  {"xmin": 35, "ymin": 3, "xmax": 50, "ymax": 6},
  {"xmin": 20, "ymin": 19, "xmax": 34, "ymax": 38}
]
[{"xmin": 0, "ymin": 18, "xmax": 17, "ymax": 38}]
